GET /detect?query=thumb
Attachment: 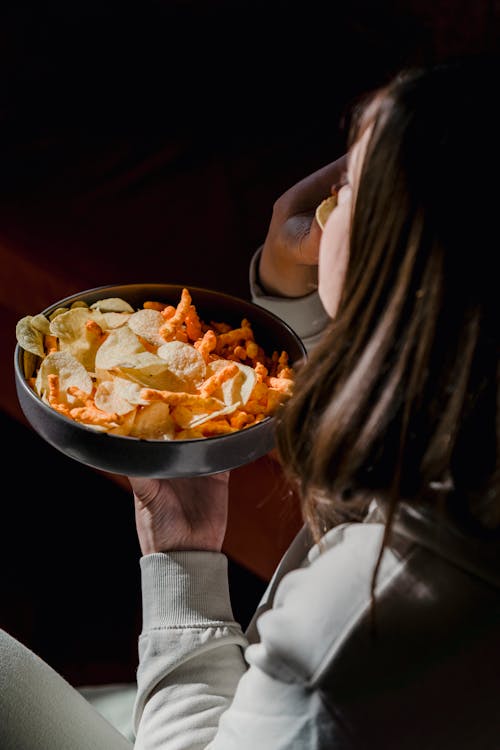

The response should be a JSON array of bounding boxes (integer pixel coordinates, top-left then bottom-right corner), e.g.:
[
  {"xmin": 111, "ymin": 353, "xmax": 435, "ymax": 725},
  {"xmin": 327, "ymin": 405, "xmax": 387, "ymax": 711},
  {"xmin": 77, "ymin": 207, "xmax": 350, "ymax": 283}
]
[
  {"xmin": 129, "ymin": 477, "xmax": 161, "ymax": 506},
  {"xmin": 297, "ymin": 217, "xmax": 323, "ymax": 267}
]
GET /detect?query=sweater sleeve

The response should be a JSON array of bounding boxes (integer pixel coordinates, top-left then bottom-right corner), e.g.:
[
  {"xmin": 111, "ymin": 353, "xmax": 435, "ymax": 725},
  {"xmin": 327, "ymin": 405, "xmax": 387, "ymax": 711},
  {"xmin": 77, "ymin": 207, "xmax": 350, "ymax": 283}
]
[
  {"xmin": 132, "ymin": 548, "xmax": 336, "ymax": 750},
  {"xmin": 133, "ymin": 551, "xmax": 248, "ymax": 750},
  {"xmin": 248, "ymin": 246, "xmax": 330, "ymax": 353}
]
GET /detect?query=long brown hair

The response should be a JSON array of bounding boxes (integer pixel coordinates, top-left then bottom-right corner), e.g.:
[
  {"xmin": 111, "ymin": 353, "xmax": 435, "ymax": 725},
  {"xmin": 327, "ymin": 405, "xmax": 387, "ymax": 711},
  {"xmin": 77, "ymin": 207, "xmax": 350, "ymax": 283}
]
[{"xmin": 276, "ymin": 58, "xmax": 500, "ymax": 565}]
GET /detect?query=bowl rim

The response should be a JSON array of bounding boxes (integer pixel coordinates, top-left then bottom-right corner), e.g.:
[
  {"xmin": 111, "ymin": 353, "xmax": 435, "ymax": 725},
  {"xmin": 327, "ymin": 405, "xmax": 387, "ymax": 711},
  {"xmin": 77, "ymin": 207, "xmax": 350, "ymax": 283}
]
[{"xmin": 14, "ymin": 282, "xmax": 306, "ymax": 445}]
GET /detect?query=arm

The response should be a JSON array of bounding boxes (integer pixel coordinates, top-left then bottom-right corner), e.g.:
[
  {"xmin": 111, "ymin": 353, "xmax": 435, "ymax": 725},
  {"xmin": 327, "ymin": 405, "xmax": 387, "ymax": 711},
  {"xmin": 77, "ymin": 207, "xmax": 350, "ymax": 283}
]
[
  {"xmin": 133, "ymin": 551, "xmax": 248, "ymax": 750},
  {"xmin": 130, "ymin": 474, "xmax": 248, "ymax": 750},
  {"xmin": 250, "ymin": 155, "xmax": 346, "ymax": 352},
  {"xmin": 258, "ymin": 154, "xmax": 347, "ymax": 298},
  {"xmin": 129, "ymin": 477, "xmax": 354, "ymax": 749}
]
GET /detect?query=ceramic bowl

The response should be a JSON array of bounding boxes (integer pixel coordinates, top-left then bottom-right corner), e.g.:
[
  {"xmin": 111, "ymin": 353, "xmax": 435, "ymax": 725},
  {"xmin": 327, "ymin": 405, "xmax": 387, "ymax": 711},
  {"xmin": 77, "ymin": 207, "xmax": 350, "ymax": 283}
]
[{"xmin": 14, "ymin": 283, "xmax": 306, "ymax": 477}]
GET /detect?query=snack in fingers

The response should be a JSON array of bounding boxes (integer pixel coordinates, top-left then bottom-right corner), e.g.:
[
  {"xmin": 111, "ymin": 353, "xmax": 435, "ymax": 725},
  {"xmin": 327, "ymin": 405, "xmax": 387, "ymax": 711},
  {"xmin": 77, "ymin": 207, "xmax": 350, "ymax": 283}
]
[{"xmin": 315, "ymin": 192, "xmax": 338, "ymax": 230}]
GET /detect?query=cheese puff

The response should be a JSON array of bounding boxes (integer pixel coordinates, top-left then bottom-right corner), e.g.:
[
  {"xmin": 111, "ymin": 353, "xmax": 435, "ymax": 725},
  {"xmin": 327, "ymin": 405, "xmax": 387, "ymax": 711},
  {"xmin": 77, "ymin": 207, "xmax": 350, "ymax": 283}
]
[
  {"xmin": 136, "ymin": 335, "xmax": 158, "ymax": 353},
  {"xmin": 254, "ymin": 362, "xmax": 268, "ymax": 382},
  {"xmin": 69, "ymin": 405, "xmax": 120, "ymax": 427},
  {"xmin": 160, "ymin": 305, "xmax": 176, "ymax": 319},
  {"xmin": 175, "ymin": 428, "xmax": 205, "ymax": 440},
  {"xmin": 140, "ymin": 388, "xmax": 222, "ymax": 412},
  {"xmin": 199, "ymin": 362, "xmax": 239, "ymax": 397},
  {"xmin": 211, "ymin": 321, "xmax": 232, "ymax": 333},
  {"xmin": 266, "ymin": 388, "xmax": 288, "ymax": 415},
  {"xmin": 233, "ymin": 345, "xmax": 247, "ymax": 360},
  {"xmin": 194, "ymin": 329, "xmax": 217, "ymax": 362},
  {"xmin": 173, "ymin": 328, "xmax": 189, "ymax": 343},
  {"xmin": 159, "ymin": 288, "xmax": 192, "ymax": 340},
  {"xmin": 278, "ymin": 350, "xmax": 289, "ymax": 369},
  {"xmin": 85, "ymin": 319, "xmax": 104, "ymax": 341},
  {"xmin": 230, "ymin": 410, "xmax": 256, "ymax": 430},
  {"xmin": 67, "ymin": 385, "xmax": 94, "ymax": 406},
  {"xmin": 47, "ymin": 374, "xmax": 69, "ymax": 414},
  {"xmin": 215, "ymin": 325, "xmax": 254, "ymax": 352},
  {"xmin": 249, "ymin": 380, "xmax": 269, "ymax": 404},
  {"xmin": 243, "ymin": 399, "xmax": 268, "ymax": 416},
  {"xmin": 44, "ymin": 334, "xmax": 58, "ymax": 355},
  {"xmin": 268, "ymin": 377, "xmax": 294, "ymax": 396},
  {"xmin": 197, "ymin": 419, "xmax": 236, "ymax": 436},
  {"xmin": 185, "ymin": 305, "xmax": 202, "ymax": 341},
  {"xmin": 246, "ymin": 340, "xmax": 259, "ymax": 359}
]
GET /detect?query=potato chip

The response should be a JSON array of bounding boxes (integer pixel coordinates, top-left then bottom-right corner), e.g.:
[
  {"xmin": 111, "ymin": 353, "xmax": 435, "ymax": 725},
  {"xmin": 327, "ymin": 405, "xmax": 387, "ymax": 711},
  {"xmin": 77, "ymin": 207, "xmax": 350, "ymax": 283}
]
[
  {"xmin": 130, "ymin": 402, "xmax": 175, "ymax": 440},
  {"xmin": 199, "ymin": 361, "xmax": 239, "ymax": 396},
  {"xmin": 95, "ymin": 325, "xmax": 146, "ymax": 373},
  {"xmin": 30, "ymin": 313, "xmax": 51, "ymax": 336},
  {"xmin": 127, "ymin": 308, "xmax": 166, "ymax": 347},
  {"xmin": 206, "ymin": 359, "xmax": 256, "ymax": 407},
  {"xmin": 101, "ymin": 311, "xmax": 131, "ymax": 329},
  {"xmin": 227, "ymin": 362, "xmax": 256, "ymax": 405},
  {"xmin": 112, "ymin": 351, "xmax": 197, "ymax": 392},
  {"xmin": 35, "ymin": 351, "xmax": 93, "ymax": 404},
  {"xmin": 49, "ymin": 307, "xmax": 70, "ymax": 321},
  {"xmin": 108, "ymin": 409, "xmax": 137, "ymax": 436},
  {"xmin": 90, "ymin": 297, "xmax": 135, "ymax": 313},
  {"xmin": 94, "ymin": 377, "xmax": 149, "ymax": 415},
  {"xmin": 23, "ymin": 350, "xmax": 38, "ymax": 379},
  {"xmin": 49, "ymin": 308, "xmax": 108, "ymax": 371},
  {"xmin": 187, "ymin": 402, "xmax": 240, "ymax": 428},
  {"xmin": 315, "ymin": 193, "xmax": 338, "ymax": 230},
  {"xmin": 49, "ymin": 307, "xmax": 106, "ymax": 339},
  {"xmin": 16, "ymin": 316, "xmax": 45, "ymax": 357},
  {"xmin": 157, "ymin": 341, "xmax": 206, "ymax": 387}
]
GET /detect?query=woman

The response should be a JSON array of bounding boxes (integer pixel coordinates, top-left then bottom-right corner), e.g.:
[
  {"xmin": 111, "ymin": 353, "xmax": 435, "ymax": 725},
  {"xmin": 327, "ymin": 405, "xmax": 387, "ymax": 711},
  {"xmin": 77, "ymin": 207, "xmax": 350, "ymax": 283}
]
[
  {"xmin": 2, "ymin": 57, "xmax": 499, "ymax": 749},
  {"xmin": 130, "ymin": 57, "xmax": 500, "ymax": 748}
]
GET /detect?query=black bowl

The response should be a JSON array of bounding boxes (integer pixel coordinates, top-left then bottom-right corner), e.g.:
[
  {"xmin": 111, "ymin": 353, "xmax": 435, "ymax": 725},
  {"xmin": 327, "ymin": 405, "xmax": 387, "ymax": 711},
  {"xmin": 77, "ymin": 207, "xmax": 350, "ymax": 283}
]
[{"xmin": 14, "ymin": 283, "xmax": 306, "ymax": 478}]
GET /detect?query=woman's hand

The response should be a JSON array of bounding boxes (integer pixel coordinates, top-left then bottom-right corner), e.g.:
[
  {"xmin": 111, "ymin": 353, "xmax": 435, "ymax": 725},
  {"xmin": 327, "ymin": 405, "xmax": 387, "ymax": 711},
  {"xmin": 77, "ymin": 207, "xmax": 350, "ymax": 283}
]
[
  {"xmin": 129, "ymin": 472, "xmax": 230, "ymax": 555},
  {"xmin": 259, "ymin": 154, "xmax": 347, "ymax": 298}
]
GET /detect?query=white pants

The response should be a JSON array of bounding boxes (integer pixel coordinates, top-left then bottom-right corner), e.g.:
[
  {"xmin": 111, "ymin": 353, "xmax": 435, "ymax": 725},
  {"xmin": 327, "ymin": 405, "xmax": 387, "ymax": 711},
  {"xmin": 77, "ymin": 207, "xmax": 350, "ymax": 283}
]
[{"xmin": 0, "ymin": 628, "xmax": 134, "ymax": 750}]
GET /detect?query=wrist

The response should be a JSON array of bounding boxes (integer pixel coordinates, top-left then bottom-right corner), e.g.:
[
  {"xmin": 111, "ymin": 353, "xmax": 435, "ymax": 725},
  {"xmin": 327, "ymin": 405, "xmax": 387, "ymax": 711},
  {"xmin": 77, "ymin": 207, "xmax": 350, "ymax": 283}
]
[
  {"xmin": 140, "ymin": 552, "xmax": 236, "ymax": 628},
  {"xmin": 258, "ymin": 246, "xmax": 318, "ymax": 298}
]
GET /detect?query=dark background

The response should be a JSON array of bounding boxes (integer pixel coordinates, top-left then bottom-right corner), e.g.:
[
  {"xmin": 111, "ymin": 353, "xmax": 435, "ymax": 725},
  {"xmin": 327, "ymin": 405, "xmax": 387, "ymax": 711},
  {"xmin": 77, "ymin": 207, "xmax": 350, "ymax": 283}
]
[{"xmin": 1, "ymin": 0, "xmax": 499, "ymax": 687}]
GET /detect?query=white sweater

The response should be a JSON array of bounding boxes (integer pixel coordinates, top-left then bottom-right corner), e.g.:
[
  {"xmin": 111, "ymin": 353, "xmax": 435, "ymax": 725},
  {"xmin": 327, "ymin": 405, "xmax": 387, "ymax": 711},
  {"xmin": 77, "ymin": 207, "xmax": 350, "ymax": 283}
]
[{"xmin": 132, "ymin": 251, "xmax": 500, "ymax": 749}]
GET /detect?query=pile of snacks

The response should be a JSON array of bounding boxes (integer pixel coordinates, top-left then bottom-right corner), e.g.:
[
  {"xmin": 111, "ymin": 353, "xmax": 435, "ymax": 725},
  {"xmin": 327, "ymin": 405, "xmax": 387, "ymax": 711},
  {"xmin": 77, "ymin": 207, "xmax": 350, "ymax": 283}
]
[{"xmin": 16, "ymin": 288, "xmax": 295, "ymax": 440}]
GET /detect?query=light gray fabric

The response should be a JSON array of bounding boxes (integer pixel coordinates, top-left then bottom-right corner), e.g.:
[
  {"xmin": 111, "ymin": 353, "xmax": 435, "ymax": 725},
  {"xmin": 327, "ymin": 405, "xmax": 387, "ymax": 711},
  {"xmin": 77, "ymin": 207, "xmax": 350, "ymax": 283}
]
[
  {"xmin": 248, "ymin": 246, "xmax": 330, "ymax": 353},
  {"xmin": 133, "ymin": 552, "xmax": 248, "ymax": 750},
  {"xmin": 132, "ymin": 514, "xmax": 500, "ymax": 750},
  {"xmin": 0, "ymin": 628, "xmax": 133, "ymax": 750}
]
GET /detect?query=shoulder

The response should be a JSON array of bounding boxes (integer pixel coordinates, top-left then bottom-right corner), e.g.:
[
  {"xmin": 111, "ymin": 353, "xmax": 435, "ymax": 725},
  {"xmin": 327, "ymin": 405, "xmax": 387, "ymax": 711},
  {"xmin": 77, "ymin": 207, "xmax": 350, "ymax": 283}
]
[
  {"xmin": 242, "ymin": 514, "xmax": 500, "ymax": 747},
  {"xmin": 247, "ymin": 512, "xmax": 500, "ymax": 687},
  {"xmin": 245, "ymin": 522, "xmax": 403, "ymax": 683}
]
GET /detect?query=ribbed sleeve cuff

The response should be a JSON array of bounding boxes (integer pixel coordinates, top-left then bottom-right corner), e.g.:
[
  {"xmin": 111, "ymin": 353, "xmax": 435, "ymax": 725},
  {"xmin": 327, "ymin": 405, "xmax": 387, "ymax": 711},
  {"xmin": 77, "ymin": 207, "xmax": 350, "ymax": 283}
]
[
  {"xmin": 249, "ymin": 246, "xmax": 330, "ymax": 348},
  {"xmin": 140, "ymin": 551, "xmax": 236, "ymax": 630}
]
